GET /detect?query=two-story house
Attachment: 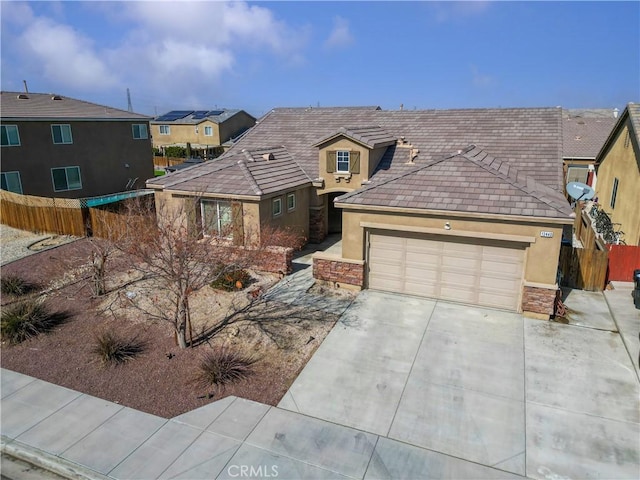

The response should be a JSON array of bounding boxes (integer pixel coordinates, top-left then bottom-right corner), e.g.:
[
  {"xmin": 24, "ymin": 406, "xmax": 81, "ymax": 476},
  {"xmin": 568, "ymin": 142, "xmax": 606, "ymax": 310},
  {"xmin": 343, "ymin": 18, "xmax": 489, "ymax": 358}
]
[
  {"xmin": 150, "ymin": 109, "xmax": 256, "ymax": 159},
  {"xmin": 0, "ymin": 92, "xmax": 153, "ymax": 198}
]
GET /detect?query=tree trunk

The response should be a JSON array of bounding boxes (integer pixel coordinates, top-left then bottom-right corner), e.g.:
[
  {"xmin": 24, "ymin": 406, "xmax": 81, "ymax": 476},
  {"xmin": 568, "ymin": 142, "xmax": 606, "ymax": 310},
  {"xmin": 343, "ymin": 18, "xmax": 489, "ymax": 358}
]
[{"xmin": 175, "ymin": 291, "xmax": 189, "ymax": 349}]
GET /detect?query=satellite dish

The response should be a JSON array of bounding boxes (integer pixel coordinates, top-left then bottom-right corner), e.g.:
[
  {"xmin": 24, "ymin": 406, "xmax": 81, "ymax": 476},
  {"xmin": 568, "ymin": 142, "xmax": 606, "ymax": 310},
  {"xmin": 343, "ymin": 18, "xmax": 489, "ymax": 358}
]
[{"xmin": 566, "ymin": 181, "xmax": 595, "ymax": 201}]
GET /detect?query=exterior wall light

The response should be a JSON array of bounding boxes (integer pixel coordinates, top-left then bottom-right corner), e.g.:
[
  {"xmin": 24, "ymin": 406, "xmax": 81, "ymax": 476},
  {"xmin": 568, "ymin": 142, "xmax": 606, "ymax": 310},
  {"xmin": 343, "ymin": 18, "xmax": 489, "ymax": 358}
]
[{"xmin": 444, "ymin": 222, "xmax": 451, "ymax": 230}]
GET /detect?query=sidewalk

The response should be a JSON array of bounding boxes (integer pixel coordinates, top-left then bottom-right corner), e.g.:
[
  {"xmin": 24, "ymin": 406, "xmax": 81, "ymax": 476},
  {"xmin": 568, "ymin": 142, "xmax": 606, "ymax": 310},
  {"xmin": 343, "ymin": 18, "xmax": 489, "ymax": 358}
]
[{"xmin": 1, "ymin": 369, "xmax": 518, "ymax": 480}]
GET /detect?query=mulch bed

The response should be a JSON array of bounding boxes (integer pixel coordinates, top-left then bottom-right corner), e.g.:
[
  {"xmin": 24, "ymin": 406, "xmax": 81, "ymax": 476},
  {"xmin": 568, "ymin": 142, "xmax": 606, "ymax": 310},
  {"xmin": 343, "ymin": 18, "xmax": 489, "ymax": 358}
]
[{"xmin": 1, "ymin": 239, "xmax": 337, "ymax": 418}]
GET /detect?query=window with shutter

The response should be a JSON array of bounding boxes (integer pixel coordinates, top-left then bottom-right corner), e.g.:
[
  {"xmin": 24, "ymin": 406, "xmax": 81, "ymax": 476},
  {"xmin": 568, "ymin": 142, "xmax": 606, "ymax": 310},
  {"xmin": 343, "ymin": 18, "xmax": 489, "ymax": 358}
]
[
  {"xmin": 336, "ymin": 151, "xmax": 350, "ymax": 172},
  {"xmin": 326, "ymin": 151, "xmax": 336, "ymax": 173}
]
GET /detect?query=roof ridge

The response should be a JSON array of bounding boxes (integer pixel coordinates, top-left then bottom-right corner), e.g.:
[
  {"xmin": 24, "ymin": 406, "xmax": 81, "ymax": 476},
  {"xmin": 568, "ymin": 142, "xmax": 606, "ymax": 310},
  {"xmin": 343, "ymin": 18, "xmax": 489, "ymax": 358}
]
[
  {"xmin": 237, "ymin": 150, "xmax": 263, "ymax": 195},
  {"xmin": 461, "ymin": 147, "xmax": 569, "ymax": 215}
]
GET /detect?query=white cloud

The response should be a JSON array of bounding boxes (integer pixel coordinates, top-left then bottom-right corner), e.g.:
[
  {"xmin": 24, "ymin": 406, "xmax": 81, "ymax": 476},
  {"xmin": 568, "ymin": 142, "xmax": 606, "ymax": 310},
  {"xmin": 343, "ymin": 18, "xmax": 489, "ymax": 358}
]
[
  {"xmin": 324, "ymin": 16, "xmax": 354, "ymax": 49},
  {"xmin": 19, "ymin": 17, "xmax": 119, "ymax": 90}
]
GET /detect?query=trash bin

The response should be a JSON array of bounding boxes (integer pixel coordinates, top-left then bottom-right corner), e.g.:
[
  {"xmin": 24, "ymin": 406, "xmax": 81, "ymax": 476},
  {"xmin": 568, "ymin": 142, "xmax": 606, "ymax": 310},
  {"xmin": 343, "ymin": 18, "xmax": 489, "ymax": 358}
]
[{"xmin": 634, "ymin": 269, "xmax": 640, "ymax": 309}]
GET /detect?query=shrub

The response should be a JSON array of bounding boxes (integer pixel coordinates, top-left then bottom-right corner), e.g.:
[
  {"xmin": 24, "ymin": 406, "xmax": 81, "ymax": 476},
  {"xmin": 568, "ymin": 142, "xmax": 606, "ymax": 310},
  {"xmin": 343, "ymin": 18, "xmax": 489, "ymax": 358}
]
[
  {"xmin": 210, "ymin": 269, "xmax": 252, "ymax": 291},
  {"xmin": 1, "ymin": 300, "xmax": 60, "ymax": 344},
  {"xmin": 93, "ymin": 331, "xmax": 145, "ymax": 365},
  {"xmin": 194, "ymin": 348, "xmax": 257, "ymax": 390},
  {"xmin": 1, "ymin": 275, "xmax": 38, "ymax": 296}
]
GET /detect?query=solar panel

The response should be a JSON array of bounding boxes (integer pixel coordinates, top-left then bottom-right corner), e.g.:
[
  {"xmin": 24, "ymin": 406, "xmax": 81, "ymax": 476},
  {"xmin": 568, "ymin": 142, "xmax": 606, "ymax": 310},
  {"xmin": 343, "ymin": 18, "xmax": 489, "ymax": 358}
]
[
  {"xmin": 206, "ymin": 110, "xmax": 225, "ymax": 116},
  {"xmin": 156, "ymin": 110, "xmax": 194, "ymax": 121},
  {"xmin": 191, "ymin": 110, "xmax": 211, "ymax": 120}
]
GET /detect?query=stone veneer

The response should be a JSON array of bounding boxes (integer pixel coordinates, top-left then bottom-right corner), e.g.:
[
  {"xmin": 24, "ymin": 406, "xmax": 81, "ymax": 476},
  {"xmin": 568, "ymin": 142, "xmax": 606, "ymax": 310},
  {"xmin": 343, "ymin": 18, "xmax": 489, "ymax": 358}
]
[
  {"xmin": 521, "ymin": 285, "xmax": 558, "ymax": 316},
  {"xmin": 309, "ymin": 208, "xmax": 326, "ymax": 244},
  {"xmin": 313, "ymin": 256, "xmax": 364, "ymax": 288}
]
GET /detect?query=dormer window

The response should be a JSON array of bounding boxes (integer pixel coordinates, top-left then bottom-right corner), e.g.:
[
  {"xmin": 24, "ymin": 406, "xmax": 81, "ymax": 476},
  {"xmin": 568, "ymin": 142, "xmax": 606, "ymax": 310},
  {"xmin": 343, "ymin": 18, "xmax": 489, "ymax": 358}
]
[{"xmin": 337, "ymin": 151, "xmax": 350, "ymax": 173}]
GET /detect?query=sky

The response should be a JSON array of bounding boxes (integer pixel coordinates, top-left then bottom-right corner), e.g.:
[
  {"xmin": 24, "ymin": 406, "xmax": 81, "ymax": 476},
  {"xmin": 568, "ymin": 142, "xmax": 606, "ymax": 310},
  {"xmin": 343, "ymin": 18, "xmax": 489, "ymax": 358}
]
[{"xmin": 1, "ymin": 1, "xmax": 639, "ymax": 119}]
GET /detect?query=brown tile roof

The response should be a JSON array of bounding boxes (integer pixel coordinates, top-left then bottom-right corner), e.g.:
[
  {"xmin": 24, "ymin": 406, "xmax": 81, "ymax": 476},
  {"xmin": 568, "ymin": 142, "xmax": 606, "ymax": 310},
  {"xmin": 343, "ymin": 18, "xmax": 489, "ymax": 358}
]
[
  {"xmin": 337, "ymin": 146, "xmax": 573, "ymax": 220},
  {"xmin": 627, "ymin": 103, "xmax": 640, "ymax": 148},
  {"xmin": 312, "ymin": 126, "xmax": 396, "ymax": 149},
  {"xmin": 0, "ymin": 91, "xmax": 150, "ymax": 120},
  {"xmin": 227, "ymin": 106, "xmax": 565, "ymax": 191},
  {"xmin": 562, "ymin": 112, "xmax": 616, "ymax": 159},
  {"xmin": 148, "ymin": 146, "xmax": 310, "ymax": 198}
]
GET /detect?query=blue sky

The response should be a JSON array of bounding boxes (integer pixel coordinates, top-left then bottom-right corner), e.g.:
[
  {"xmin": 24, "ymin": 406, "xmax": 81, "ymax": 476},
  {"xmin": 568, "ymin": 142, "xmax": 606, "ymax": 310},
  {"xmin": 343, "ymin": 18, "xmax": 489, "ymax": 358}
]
[{"xmin": 1, "ymin": 1, "xmax": 638, "ymax": 118}]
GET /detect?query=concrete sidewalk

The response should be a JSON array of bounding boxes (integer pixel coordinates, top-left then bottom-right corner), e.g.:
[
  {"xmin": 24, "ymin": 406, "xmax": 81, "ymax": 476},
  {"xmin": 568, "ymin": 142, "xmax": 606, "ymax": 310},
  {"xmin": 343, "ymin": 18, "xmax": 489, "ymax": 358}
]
[{"xmin": 1, "ymin": 369, "xmax": 518, "ymax": 480}]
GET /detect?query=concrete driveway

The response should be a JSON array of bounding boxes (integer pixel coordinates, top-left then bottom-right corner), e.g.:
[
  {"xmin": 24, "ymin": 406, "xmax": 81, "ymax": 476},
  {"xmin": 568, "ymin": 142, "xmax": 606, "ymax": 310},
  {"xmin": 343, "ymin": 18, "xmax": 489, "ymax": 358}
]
[{"xmin": 279, "ymin": 290, "xmax": 640, "ymax": 479}]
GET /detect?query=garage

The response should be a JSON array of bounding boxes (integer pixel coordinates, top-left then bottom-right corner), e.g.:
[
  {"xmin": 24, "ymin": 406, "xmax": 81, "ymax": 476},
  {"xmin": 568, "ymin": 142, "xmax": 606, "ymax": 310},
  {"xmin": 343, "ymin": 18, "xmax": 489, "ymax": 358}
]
[{"xmin": 368, "ymin": 231, "xmax": 525, "ymax": 310}]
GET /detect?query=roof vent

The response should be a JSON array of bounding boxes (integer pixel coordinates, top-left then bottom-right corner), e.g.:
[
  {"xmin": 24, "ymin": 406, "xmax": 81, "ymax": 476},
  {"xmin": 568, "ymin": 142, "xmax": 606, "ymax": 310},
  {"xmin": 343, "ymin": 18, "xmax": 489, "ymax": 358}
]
[
  {"xmin": 51, "ymin": 95, "xmax": 63, "ymax": 100},
  {"xmin": 17, "ymin": 94, "xmax": 29, "ymax": 100},
  {"xmin": 262, "ymin": 153, "xmax": 274, "ymax": 161},
  {"xmin": 613, "ymin": 108, "xmax": 619, "ymax": 119}
]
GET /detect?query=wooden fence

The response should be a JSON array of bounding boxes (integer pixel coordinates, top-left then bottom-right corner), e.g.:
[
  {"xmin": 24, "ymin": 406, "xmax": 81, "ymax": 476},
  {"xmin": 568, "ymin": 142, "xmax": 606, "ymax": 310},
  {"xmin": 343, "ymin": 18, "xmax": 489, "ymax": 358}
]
[
  {"xmin": 559, "ymin": 245, "xmax": 609, "ymax": 291},
  {"xmin": 1, "ymin": 190, "xmax": 152, "ymax": 240},
  {"xmin": 153, "ymin": 156, "xmax": 185, "ymax": 168}
]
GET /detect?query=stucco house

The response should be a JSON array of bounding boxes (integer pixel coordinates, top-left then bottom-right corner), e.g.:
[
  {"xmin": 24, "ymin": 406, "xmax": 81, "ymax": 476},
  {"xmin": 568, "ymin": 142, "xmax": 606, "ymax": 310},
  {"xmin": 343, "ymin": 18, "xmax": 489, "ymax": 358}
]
[
  {"xmin": 1, "ymin": 92, "xmax": 153, "ymax": 198},
  {"xmin": 150, "ymin": 109, "xmax": 256, "ymax": 159},
  {"xmin": 147, "ymin": 106, "xmax": 574, "ymax": 318},
  {"xmin": 593, "ymin": 103, "xmax": 640, "ymax": 246}
]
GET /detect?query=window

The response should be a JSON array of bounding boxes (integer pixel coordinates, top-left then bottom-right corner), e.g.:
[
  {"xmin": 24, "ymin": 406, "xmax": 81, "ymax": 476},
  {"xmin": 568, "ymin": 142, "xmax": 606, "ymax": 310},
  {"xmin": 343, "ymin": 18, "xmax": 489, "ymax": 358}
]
[
  {"xmin": 51, "ymin": 166, "xmax": 82, "ymax": 191},
  {"xmin": 159, "ymin": 125, "xmax": 170, "ymax": 135},
  {"xmin": 204, "ymin": 126, "xmax": 213, "ymax": 136},
  {"xmin": 610, "ymin": 178, "xmax": 619, "ymax": 209},
  {"xmin": 51, "ymin": 124, "xmax": 73, "ymax": 144},
  {"xmin": 337, "ymin": 150, "xmax": 350, "ymax": 173},
  {"xmin": 287, "ymin": 192, "xmax": 296, "ymax": 211},
  {"xmin": 273, "ymin": 197, "xmax": 282, "ymax": 217},
  {"xmin": 1, "ymin": 125, "xmax": 20, "ymax": 146},
  {"xmin": 201, "ymin": 200, "xmax": 232, "ymax": 237},
  {"xmin": 132, "ymin": 124, "xmax": 148, "ymax": 139},
  {"xmin": 1, "ymin": 171, "xmax": 23, "ymax": 194},
  {"xmin": 566, "ymin": 166, "xmax": 588, "ymax": 184}
]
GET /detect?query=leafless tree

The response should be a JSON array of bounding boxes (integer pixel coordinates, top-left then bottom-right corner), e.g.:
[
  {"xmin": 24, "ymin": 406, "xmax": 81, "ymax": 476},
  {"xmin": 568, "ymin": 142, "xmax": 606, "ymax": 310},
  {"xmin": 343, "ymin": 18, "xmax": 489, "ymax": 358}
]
[{"xmin": 110, "ymin": 195, "xmax": 304, "ymax": 349}]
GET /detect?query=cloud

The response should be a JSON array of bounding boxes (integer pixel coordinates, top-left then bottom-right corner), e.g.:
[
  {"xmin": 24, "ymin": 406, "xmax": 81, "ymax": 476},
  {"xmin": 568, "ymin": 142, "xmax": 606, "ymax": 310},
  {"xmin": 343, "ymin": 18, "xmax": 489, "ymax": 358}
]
[
  {"xmin": 324, "ymin": 16, "xmax": 354, "ymax": 49},
  {"xmin": 18, "ymin": 16, "xmax": 119, "ymax": 90},
  {"xmin": 1, "ymin": 1, "xmax": 308, "ymax": 111},
  {"xmin": 470, "ymin": 64, "xmax": 494, "ymax": 87}
]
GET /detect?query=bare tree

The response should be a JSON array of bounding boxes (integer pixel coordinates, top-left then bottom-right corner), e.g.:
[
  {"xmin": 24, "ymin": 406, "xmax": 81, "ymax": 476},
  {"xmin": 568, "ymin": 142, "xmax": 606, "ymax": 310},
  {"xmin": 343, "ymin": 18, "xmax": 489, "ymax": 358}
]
[{"xmin": 112, "ymin": 195, "xmax": 303, "ymax": 349}]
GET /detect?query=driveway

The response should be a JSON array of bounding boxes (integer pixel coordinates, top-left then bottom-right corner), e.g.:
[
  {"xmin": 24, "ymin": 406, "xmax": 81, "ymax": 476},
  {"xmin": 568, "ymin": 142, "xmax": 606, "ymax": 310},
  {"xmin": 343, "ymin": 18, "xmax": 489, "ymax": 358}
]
[{"xmin": 279, "ymin": 290, "xmax": 640, "ymax": 479}]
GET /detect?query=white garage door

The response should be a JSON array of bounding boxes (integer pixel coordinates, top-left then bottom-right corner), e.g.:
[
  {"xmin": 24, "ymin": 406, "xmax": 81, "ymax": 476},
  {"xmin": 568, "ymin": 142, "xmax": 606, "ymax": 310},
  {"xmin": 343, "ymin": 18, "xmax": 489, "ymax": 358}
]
[{"xmin": 368, "ymin": 231, "xmax": 525, "ymax": 310}]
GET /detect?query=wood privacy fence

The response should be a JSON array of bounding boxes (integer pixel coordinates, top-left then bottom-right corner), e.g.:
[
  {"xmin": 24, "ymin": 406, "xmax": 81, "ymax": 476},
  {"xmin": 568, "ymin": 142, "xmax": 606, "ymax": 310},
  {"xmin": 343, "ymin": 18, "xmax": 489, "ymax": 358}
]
[
  {"xmin": 153, "ymin": 156, "xmax": 185, "ymax": 168},
  {"xmin": 559, "ymin": 245, "xmax": 609, "ymax": 291},
  {"xmin": 607, "ymin": 244, "xmax": 640, "ymax": 282},
  {"xmin": 1, "ymin": 190, "xmax": 151, "ymax": 240}
]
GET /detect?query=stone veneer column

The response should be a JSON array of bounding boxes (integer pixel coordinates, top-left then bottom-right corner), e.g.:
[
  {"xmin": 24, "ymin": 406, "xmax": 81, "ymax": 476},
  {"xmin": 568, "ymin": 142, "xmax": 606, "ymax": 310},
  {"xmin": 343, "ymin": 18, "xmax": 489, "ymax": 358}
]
[
  {"xmin": 309, "ymin": 207, "xmax": 326, "ymax": 244},
  {"xmin": 521, "ymin": 283, "xmax": 558, "ymax": 318}
]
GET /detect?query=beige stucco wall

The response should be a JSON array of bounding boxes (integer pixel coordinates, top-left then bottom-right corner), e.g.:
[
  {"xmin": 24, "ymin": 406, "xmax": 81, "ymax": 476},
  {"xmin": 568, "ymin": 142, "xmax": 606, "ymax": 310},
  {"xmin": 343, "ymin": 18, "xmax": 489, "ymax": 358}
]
[
  {"xmin": 317, "ymin": 139, "xmax": 370, "ymax": 193},
  {"xmin": 258, "ymin": 187, "xmax": 310, "ymax": 240},
  {"xmin": 340, "ymin": 208, "xmax": 566, "ymax": 286},
  {"xmin": 151, "ymin": 121, "xmax": 221, "ymax": 147},
  {"xmin": 595, "ymin": 122, "xmax": 640, "ymax": 246}
]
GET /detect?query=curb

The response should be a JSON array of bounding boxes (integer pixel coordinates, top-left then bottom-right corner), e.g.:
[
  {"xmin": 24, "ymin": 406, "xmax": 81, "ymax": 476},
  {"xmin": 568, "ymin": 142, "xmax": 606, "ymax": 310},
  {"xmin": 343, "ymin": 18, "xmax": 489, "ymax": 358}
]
[{"xmin": 1, "ymin": 436, "xmax": 108, "ymax": 480}]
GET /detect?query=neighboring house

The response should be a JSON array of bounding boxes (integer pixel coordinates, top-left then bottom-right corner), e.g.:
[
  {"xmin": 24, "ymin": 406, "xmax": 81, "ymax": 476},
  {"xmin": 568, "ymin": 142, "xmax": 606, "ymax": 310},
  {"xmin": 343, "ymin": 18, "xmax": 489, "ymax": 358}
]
[
  {"xmin": 147, "ymin": 106, "xmax": 574, "ymax": 318},
  {"xmin": 150, "ymin": 109, "xmax": 256, "ymax": 159},
  {"xmin": 1, "ymin": 92, "xmax": 153, "ymax": 198},
  {"xmin": 593, "ymin": 103, "xmax": 640, "ymax": 246},
  {"xmin": 562, "ymin": 109, "xmax": 617, "ymax": 191}
]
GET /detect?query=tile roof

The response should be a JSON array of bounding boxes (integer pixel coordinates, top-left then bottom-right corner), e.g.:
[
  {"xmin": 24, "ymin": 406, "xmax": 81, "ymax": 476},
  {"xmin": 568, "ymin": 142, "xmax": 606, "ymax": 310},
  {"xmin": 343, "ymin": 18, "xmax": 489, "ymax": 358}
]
[
  {"xmin": 227, "ymin": 106, "xmax": 565, "ymax": 191},
  {"xmin": 337, "ymin": 146, "xmax": 573, "ymax": 219},
  {"xmin": 148, "ymin": 146, "xmax": 310, "ymax": 197},
  {"xmin": 312, "ymin": 126, "xmax": 396, "ymax": 149},
  {"xmin": 627, "ymin": 103, "xmax": 640, "ymax": 148},
  {"xmin": 0, "ymin": 91, "xmax": 150, "ymax": 120},
  {"xmin": 562, "ymin": 112, "xmax": 617, "ymax": 159}
]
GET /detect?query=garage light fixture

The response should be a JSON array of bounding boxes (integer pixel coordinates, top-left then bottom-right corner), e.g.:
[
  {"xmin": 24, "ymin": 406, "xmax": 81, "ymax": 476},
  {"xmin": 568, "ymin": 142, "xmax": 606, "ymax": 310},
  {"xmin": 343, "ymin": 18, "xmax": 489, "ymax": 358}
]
[{"xmin": 444, "ymin": 222, "xmax": 451, "ymax": 230}]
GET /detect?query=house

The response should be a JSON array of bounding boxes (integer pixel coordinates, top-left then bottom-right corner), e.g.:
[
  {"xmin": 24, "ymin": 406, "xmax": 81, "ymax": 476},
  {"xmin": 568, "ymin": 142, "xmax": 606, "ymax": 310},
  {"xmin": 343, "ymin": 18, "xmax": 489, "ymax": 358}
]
[
  {"xmin": 562, "ymin": 109, "xmax": 618, "ymax": 190},
  {"xmin": 150, "ymin": 109, "xmax": 256, "ymax": 159},
  {"xmin": 0, "ymin": 92, "xmax": 153, "ymax": 198},
  {"xmin": 593, "ymin": 103, "xmax": 640, "ymax": 246},
  {"xmin": 147, "ymin": 106, "xmax": 574, "ymax": 318}
]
